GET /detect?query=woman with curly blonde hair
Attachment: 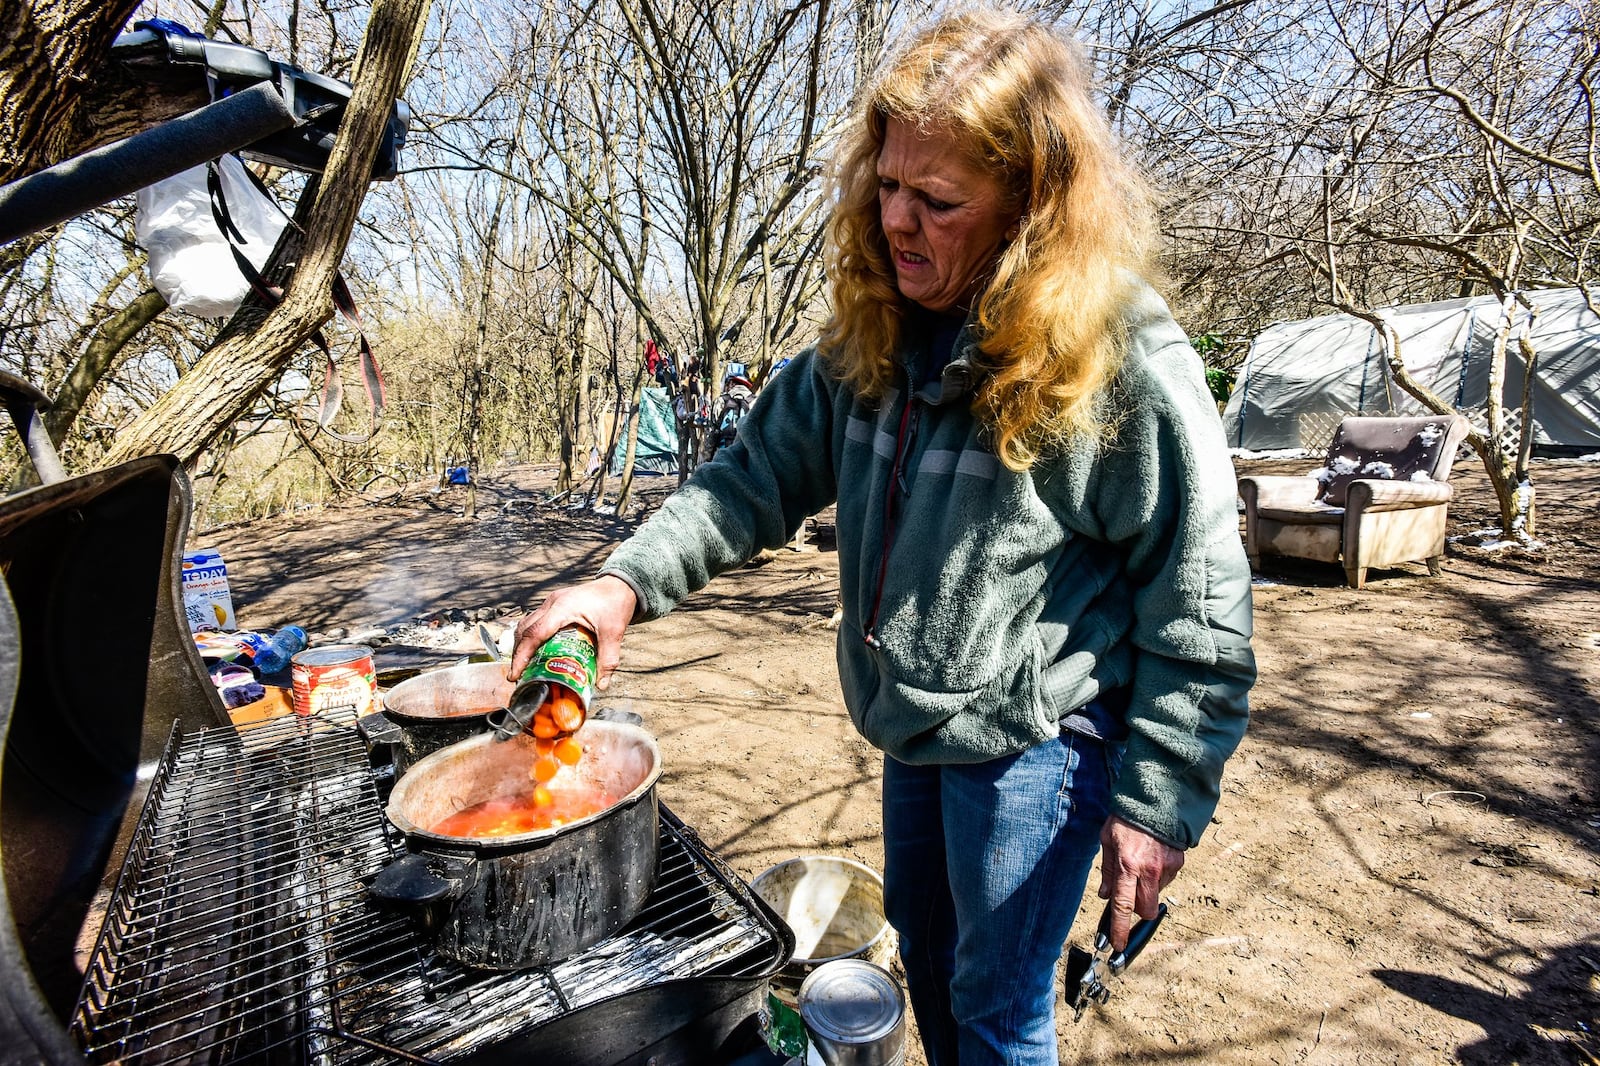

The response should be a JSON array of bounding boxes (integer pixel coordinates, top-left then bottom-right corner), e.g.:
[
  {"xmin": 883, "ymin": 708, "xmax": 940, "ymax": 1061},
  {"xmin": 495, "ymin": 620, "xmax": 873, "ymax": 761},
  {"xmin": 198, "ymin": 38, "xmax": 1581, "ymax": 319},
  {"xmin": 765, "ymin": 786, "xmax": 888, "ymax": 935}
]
[
  {"xmin": 822, "ymin": 9, "xmax": 1155, "ymax": 470},
  {"xmin": 513, "ymin": 10, "xmax": 1254, "ymax": 1064}
]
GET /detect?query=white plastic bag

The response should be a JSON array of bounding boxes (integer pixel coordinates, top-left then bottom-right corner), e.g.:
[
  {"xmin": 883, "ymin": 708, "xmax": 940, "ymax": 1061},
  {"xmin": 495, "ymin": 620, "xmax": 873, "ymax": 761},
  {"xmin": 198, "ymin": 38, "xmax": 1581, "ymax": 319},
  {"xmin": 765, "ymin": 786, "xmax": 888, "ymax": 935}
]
[{"xmin": 135, "ymin": 155, "xmax": 288, "ymax": 319}]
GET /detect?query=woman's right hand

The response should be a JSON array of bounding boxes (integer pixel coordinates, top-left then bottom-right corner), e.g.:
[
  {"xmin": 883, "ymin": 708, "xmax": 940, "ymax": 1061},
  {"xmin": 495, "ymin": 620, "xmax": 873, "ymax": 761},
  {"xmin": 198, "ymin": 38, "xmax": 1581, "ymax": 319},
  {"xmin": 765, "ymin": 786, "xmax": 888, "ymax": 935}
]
[{"xmin": 507, "ymin": 575, "xmax": 638, "ymax": 690}]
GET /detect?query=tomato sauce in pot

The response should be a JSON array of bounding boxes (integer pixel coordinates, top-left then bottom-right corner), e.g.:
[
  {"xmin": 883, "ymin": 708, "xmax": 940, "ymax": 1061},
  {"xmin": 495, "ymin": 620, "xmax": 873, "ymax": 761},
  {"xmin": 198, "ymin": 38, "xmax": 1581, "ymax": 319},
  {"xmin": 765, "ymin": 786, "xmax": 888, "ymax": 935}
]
[{"xmin": 430, "ymin": 786, "xmax": 617, "ymax": 837}]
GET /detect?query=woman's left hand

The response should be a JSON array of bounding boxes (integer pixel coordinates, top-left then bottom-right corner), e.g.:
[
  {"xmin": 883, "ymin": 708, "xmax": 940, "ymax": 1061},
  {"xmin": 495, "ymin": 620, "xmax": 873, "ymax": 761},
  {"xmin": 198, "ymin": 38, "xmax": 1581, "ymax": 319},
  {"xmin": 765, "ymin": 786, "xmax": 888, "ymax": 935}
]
[{"xmin": 1096, "ymin": 816, "xmax": 1185, "ymax": 951}]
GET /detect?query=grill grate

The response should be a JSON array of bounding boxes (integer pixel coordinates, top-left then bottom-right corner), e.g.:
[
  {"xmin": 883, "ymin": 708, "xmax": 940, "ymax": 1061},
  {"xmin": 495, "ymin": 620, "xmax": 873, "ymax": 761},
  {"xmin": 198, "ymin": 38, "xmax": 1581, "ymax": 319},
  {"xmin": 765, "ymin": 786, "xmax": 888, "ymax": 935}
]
[{"xmin": 70, "ymin": 713, "xmax": 788, "ymax": 1065}]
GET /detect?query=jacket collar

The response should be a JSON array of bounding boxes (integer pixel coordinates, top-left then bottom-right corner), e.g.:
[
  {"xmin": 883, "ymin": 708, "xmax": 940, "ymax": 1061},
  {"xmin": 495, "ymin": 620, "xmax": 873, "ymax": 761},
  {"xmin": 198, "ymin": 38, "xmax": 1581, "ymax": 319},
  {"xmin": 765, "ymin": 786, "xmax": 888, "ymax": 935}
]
[
  {"xmin": 906, "ymin": 306, "xmax": 982, "ymax": 406},
  {"xmin": 916, "ymin": 355, "xmax": 977, "ymax": 405}
]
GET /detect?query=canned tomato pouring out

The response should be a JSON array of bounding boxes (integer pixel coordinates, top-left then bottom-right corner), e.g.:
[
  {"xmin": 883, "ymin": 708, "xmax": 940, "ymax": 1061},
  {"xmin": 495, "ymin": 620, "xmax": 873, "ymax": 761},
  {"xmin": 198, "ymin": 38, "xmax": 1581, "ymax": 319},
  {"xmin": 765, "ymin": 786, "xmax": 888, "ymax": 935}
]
[{"xmin": 489, "ymin": 624, "xmax": 599, "ymax": 741}]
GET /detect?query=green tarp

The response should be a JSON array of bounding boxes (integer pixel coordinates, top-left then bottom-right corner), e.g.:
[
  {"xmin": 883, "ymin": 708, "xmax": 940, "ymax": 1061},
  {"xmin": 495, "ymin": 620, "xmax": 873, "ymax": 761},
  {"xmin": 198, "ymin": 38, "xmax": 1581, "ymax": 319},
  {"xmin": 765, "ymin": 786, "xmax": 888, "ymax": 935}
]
[{"xmin": 612, "ymin": 386, "xmax": 679, "ymax": 475}]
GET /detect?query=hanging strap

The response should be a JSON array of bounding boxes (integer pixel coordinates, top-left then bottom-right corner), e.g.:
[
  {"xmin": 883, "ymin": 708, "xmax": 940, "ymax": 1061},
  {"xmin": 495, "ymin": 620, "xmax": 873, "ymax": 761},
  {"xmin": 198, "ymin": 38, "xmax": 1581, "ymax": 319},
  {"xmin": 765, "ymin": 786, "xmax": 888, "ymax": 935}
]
[{"xmin": 206, "ymin": 158, "xmax": 384, "ymax": 441}]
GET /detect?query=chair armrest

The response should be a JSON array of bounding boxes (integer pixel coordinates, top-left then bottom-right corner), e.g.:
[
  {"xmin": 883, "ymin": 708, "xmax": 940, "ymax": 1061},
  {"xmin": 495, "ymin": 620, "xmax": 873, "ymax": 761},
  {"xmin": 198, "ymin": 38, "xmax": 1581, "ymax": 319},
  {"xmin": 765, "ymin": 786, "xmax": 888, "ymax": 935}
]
[
  {"xmin": 1238, "ymin": 475, "xmax": 1321, "ymax": 511},
  {"xmin": 1345, "ymin": 478, "xmax": 1454, "ymax": 513}
]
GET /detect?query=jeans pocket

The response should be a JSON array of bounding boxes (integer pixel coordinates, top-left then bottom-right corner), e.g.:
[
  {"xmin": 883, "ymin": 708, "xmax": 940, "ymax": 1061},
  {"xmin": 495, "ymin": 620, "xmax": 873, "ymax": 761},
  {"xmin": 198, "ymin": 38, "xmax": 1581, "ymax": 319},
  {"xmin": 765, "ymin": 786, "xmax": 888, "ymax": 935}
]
[
  {"xmin": 1056, "ymin": 731, "xmax": 1118, "ymax": 831},
  {"xmin": 1104, "ymin": 739, "xmax": 1125, "ymax": 788},
  {"xmin": 1055, "ymin": 732, "xmax": 1083, "ymax": 801}
]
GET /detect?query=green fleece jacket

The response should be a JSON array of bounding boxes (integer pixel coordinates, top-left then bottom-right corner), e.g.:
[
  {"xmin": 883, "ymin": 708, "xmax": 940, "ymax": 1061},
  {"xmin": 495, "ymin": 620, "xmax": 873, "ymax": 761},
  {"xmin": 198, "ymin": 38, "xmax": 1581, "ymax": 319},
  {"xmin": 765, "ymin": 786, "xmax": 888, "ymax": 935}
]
[{"xmin": 602, "ymin": 283, "xmax": 1255, "ymax": 849}]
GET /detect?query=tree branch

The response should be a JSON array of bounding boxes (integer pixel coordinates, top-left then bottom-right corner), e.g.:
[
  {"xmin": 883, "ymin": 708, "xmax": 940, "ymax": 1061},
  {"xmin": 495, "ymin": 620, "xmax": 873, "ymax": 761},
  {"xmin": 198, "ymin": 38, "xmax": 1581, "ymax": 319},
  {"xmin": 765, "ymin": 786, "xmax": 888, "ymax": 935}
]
[{"xmin": 99, "ymin": 0, "xmax": 432, "ymax": 468}]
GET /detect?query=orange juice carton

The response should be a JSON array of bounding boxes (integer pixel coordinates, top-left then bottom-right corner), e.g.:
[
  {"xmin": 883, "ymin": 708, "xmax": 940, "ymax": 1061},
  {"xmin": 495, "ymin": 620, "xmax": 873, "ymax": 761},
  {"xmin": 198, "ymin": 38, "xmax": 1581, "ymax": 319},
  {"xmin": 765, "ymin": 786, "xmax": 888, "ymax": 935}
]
[{"xmin": 180, "ymin": 549, "xmax": 237, "ymax": 632}]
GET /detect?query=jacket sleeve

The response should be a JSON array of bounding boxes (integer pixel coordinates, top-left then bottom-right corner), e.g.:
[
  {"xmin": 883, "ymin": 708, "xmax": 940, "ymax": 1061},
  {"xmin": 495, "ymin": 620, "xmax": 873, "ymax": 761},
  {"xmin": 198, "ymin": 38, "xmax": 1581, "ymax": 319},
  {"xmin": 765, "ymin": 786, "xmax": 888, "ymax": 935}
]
[
  {"xmin": 1093, "ymin": 318, "xmax": 1256, "ymax": 850},
  {"xmin": 599, "ymin": 351, "xmax": 840, "ymax": 621}
]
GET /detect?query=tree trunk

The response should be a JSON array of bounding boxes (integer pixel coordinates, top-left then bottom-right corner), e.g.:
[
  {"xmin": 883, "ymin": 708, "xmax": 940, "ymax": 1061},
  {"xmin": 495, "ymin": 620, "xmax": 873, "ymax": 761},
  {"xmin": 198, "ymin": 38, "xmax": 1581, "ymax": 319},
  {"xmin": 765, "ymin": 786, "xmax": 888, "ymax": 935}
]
[
  {"xmin": 590, "ymin": 323, "xmax": 624, "ymax": 508},
  {"xmin": 464, "ymin": 183, "xmax": 510, "ymax": 521},
  {"xmin": 1513, "ymin": 327, "xmax": 1538, "ymax": 536},
  {"xmin": 45, "ymin": 286, "xmax": 167, "ymax": 446},
  {"xmin": 567, "ymin": 298, "xmax": 592, "ymax": 499},
  {"xmin": 616, "ymin": 376, "xmax": 646, "ymax": 517},
  {"xmin": 99, "ymin": 0, "xmax": 433, "ymax": 468},
  {"xmin": 2, "ymin": 0, "xmax": 133, "ymax": 184},
  {"xmin": 1, "ymin": 0, "xmax": 221, "ymax": 188},
  {"xmin": 1470, "ymin": 285, "xmax": 1538, "ymax": 540},
  {"xmin": 553, "ymin": 235, "xmax": 576, "ymax": 494}
]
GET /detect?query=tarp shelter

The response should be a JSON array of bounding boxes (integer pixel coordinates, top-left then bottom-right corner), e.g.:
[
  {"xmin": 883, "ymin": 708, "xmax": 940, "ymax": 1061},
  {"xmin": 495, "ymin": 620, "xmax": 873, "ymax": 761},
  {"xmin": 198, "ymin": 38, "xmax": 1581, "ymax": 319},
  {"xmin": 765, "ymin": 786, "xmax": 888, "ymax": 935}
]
[
  {"xmin": 611, "ymin": 386, "xmax": 679, "ymax": 475},
  {"xmin": 1223, "ymin": 287, "xmax": 1600, "ymax": 455}
]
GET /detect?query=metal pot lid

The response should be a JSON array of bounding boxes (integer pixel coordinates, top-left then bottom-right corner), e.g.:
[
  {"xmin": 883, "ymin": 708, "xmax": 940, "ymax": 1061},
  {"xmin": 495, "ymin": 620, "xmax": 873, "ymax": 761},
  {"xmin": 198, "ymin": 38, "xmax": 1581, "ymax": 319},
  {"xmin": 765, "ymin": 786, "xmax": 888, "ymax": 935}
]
[{"xmin": 382, "ymin": 660, "xmax": 512, "ymax": 721}]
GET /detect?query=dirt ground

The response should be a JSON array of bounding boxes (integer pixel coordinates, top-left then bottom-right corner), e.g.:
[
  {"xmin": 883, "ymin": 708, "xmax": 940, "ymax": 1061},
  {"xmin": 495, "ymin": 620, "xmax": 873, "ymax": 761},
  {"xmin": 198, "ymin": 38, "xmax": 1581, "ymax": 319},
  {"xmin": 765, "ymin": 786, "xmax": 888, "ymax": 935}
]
[{"xmin": 213, "ymin": 452, "xmax": 1600, "ymax": 1065}]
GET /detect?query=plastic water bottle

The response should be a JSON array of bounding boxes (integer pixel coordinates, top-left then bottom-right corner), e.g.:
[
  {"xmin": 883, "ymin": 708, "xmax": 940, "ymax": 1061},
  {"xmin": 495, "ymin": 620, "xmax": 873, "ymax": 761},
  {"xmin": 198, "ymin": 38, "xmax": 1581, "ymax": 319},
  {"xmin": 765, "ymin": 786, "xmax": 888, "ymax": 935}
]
[{"xmin": 251, "ymin": 625, "xmax": 308, "ymax": 675}]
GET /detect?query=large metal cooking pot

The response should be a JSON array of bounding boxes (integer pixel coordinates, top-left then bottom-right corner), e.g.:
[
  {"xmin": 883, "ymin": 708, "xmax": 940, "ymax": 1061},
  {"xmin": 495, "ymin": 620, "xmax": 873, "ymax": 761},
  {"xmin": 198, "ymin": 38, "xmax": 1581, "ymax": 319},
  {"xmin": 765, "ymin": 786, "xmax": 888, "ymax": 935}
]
[
  {"xmin": 381, "ymin": 660, "xmax": 513, "ymax": 774},
  {"xmin": 369, "ymin": 720, "xmax": 661, "ymax": 970}
]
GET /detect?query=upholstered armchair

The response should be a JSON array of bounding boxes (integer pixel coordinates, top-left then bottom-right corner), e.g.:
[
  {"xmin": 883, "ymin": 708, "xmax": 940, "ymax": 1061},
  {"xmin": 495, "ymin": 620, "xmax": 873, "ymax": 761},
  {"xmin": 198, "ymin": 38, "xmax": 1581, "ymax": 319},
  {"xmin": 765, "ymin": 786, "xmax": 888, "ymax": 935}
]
[{"xmin": 1238, "ymin": 415, "xmax": 1472, "ymax": 589}]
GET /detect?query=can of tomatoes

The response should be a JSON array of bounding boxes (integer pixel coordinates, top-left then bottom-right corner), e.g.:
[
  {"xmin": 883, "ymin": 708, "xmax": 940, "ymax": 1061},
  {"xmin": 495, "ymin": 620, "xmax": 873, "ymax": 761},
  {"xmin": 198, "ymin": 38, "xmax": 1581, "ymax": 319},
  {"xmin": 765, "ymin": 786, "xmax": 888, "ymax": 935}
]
[
  {"xmin": 511, "ymin": 626, "xmax": 598, "ymax": 713},
  {"xmin": 291, "ymin": 645, "xmax": 377, "ymax": 718}
]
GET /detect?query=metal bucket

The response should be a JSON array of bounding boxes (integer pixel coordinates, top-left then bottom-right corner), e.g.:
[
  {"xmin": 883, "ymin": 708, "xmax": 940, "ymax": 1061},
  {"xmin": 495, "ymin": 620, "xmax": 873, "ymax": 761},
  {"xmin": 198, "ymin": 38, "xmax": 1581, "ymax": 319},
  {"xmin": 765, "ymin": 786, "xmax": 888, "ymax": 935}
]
[{"xmin": 751, "ymin": 856, "xmax": 896, "ymax": 1060}]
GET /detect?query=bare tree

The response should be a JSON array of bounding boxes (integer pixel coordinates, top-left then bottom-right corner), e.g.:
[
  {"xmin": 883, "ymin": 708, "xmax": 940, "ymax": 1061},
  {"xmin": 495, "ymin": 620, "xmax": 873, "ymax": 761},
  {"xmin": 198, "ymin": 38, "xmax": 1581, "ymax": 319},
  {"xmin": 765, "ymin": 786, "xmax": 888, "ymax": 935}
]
[
  {"xmin": 412, "ymin": 0, "xmax": 859, "ymax": 489},
  {"xmin": 99, "ymin": 0, "xmax": 434, "ymax": 466},
  {"xmin": 1291, "ymin": 0, "xmax": 1597, "ymax": 538},
  {"xmin": 1066, "ymin": 0, "xmax": 1343, "ymax": 339},
  {"xmin": 30, "ymin": 0, "xmax": 1592, "ymax": 546},
  {"xmin": 1085, "ymin": 0, "xmax": 1597, "ymax": 540}
]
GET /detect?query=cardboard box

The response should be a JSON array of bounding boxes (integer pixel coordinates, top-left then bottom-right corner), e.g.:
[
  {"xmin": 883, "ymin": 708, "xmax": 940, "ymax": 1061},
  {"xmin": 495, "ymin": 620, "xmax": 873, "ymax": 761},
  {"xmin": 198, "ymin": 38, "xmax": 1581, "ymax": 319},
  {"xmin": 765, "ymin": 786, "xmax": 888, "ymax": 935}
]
[
  {"xmin": 180, "ymin": 549, "xmax": 237, "ymax": 632},
  {"xmin": 228, "ymin": 684, "xmax": 294, "ymax": 725}
]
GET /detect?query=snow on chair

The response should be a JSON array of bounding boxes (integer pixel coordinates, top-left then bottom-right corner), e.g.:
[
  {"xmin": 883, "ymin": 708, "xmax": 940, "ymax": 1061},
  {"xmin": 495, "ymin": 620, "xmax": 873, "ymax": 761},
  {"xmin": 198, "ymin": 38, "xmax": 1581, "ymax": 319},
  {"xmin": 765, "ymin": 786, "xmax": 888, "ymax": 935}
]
[{"xmin": 1237, "ymin": 414, "xmax": 1472, "ymax": 589}]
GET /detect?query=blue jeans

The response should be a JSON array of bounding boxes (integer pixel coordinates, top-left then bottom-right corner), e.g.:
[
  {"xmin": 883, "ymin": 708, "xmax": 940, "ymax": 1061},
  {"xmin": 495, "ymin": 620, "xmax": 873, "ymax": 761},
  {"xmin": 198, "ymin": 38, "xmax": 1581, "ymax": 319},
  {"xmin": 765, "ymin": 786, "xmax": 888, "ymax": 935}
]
[{"xmin": 883, "ymin": 730, "xmax": 1119, "ymax": 1066}]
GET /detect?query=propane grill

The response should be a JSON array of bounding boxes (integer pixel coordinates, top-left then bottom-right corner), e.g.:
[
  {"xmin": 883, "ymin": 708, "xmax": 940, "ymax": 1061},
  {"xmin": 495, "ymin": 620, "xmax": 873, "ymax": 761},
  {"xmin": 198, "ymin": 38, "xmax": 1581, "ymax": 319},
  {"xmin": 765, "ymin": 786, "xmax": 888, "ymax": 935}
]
[{"xmin": 69, "ymin": 711, "xmax": 791, "ymax": 1065}]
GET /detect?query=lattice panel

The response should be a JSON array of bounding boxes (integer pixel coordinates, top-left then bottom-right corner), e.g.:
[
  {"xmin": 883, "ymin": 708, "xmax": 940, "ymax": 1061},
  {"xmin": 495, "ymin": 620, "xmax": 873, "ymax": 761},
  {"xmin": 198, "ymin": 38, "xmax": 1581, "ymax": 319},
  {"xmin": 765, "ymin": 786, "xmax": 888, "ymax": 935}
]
[
  {"xmin": 1294, "ymin": 411, "xmax": 1346, "ymax": 455},
  {"xmin": 1463, "ymin": 406, "xmax": 1526, "ymax": 455}
]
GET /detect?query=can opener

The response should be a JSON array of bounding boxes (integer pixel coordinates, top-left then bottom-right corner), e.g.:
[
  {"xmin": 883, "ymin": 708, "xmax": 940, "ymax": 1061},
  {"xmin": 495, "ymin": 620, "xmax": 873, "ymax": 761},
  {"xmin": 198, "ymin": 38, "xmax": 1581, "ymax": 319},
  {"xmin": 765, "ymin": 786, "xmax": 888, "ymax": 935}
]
[{"xmin": 1063, "ymin": 901, "xmax": 1168, "ymax": 1022}]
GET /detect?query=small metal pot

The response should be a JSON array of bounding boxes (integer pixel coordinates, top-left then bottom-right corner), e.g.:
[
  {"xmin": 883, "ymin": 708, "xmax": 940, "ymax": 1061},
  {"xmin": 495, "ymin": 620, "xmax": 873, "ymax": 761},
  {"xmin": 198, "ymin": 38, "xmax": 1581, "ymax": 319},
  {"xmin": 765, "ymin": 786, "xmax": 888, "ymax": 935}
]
[
  {"xmin": 381, "ymin": 661, "xmax": 513, "ymax": 774},
  {"xmin": 369, "ymin": 721, "xmax": 661, "ymax": 970}
]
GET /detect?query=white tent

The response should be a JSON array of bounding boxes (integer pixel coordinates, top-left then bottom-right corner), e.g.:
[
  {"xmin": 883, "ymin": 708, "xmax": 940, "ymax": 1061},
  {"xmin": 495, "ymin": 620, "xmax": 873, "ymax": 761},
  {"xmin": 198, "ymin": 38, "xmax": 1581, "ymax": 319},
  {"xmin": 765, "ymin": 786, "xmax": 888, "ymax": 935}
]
[{"xmin": 1223, "ymin": 287, "xmax": 1600, "ymax": 454}]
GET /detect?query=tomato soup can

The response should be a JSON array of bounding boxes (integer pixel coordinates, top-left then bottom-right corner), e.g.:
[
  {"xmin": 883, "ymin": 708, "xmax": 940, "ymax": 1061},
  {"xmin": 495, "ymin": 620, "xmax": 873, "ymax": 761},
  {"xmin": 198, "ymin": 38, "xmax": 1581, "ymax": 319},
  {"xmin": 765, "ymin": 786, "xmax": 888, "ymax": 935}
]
[{"xmin": 291, "ymin": 645, "xmax": 377, "ymax": 717}]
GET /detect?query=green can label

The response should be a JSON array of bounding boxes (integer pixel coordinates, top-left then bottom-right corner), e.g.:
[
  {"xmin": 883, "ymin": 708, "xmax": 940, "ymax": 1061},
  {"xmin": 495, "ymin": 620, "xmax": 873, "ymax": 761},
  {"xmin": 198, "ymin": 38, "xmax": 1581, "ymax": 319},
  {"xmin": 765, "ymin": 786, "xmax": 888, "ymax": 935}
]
[
  {"xmin": 762, "ymin": 988, "xmax": 809, "ymax": 1060},
  {"xmin": 514, "ymin": 626, "xmax": 598, "ymax": 709}
]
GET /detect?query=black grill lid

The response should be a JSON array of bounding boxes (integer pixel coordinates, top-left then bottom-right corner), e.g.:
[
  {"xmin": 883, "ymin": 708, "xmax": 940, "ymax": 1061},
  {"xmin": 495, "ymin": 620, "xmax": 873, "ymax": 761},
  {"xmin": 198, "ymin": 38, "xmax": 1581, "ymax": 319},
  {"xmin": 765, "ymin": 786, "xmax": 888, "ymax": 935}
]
[{"xmin": 0, "ymin": 450, "xmax": 227, "ymax": 1059}]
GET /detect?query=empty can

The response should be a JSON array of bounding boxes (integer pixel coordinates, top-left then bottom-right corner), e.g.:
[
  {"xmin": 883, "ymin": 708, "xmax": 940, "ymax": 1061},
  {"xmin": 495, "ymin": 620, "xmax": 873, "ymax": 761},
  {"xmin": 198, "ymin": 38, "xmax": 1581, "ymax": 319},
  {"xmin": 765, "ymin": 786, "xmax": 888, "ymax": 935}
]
[{"xmin": 798, "ymin": 959, "xmax": 906, "ymax": 1066}]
